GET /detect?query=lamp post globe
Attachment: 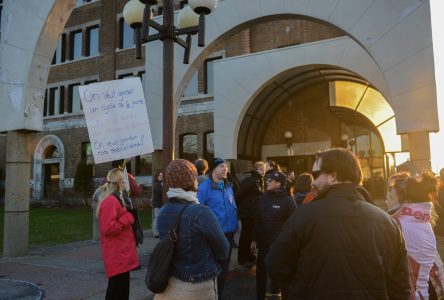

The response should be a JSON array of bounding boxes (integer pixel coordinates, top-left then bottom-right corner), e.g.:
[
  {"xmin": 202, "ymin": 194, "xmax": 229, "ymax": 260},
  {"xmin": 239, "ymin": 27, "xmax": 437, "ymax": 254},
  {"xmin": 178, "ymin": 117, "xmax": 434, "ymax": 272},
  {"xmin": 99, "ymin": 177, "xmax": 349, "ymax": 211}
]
[
  {"xmin": 189, "ymin": 0, "xmax": 219, "ymax": 14},
  {"xmin": 123, "ymin": 0, "xmax": 145, "ymax": 28},
  {"xmin": 178, "ymin": 6, "xmax": 200, "ymax": 29}
]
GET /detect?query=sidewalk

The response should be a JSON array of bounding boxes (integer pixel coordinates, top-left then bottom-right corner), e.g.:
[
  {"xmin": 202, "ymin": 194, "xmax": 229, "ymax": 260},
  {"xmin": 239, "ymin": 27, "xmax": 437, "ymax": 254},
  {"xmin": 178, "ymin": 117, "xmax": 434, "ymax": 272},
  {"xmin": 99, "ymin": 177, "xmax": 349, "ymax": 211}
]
[{"xmin": 0, "ymin": 230, "xmax": 256, "ymax": 300}]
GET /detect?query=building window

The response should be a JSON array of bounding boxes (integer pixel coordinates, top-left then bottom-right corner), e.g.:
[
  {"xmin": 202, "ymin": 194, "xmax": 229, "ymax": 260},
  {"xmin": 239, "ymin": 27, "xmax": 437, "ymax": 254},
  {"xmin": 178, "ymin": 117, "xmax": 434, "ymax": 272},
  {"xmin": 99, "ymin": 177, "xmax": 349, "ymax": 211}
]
[
  {"xmin": 70, "ymin": 30, "xmax": 83, "ymax": 60},
  {"xmin": 119, "ymin": 18, "xmax": 134, "ymax": 49},
  {"xmin": 118, "ymin": 73, "xmax": 134, "ymax": 79},
  {"xmin": 180, "ymin": 133, "xmax": 198, "ymax": 162},
  {"xmin": 204, "ymin": 56, "xmax": 222, "ymax": 94},
  {"xmin": 1, "ymin": 0, "xmax": 4, "ymax": 39},
  {"xmin": 46, "ymin": 87, "xmax": 64, "ymax": 116},
  {"xmin": 68, "ymin": 83, "xmax": 81, "ymax": 113},
  {"xmin": 43, "ymin": 90, "xmax": 48, "ymax": 117},
  {"xmin": 52, "ymin": 34, "xmax": 66, "ymax": 65},
  {"xmin": 136, "ymin": 154, "xmax": 152, "ymax": 176},
  {"xmin": 204, "ymin": 131, "xmax": 214, "ymax": 162},
  {"xmin": 137, "ymin": 71, "xmax": 146, "ymax": 82},
  {"xmin": 86, "ymin": 25, "xmax": 99, "ymax": 57},
  {"xmin": 183, "ymin": 71, "xmax": 198, "ymax": 97}
]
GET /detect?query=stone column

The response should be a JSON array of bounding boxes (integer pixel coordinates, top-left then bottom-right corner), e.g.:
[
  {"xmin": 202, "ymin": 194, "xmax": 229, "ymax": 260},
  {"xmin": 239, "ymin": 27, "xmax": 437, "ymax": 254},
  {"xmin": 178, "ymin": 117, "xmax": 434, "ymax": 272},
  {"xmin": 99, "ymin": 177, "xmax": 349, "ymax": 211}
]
[
  {"xmin": 3, "ymin": 131, "xmax": 31, "ymax": 257},
  {"xmin": 407, "ymin": 131, "xmax": 432, "ymax": 174}
]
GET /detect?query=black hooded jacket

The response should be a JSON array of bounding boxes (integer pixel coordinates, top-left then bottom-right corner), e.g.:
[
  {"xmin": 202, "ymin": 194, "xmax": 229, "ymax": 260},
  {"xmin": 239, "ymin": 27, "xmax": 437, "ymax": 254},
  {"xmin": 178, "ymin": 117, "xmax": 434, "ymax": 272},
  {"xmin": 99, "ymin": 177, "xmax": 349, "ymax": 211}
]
[{"xmin": 265, "ymin": 183, "xmax": 411, "ymax": 300}]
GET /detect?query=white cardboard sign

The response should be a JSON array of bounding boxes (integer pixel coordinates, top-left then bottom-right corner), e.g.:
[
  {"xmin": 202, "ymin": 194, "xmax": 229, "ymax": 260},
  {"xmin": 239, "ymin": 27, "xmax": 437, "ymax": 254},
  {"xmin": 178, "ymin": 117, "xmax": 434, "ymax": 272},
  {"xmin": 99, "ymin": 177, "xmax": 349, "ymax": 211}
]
[{"xmin": 79, "ymin": 78, "xmax": 154, "ymax": 164}]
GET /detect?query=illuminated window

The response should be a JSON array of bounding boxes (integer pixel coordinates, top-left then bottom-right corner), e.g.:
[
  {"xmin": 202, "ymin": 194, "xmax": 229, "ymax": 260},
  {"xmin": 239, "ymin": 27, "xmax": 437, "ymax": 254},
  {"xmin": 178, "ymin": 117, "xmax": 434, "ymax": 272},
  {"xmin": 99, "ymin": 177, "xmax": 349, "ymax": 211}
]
[
  {"xmin": 357, "ymin": 88, "xmax": 394, "ymax": 126},
  {"xmin": 330, "ymin": 81, "xmax": 401, "ymax": 152},
  {"xmin": 180, "ymin": 134, "xmax": 198, "ymax": 162}
]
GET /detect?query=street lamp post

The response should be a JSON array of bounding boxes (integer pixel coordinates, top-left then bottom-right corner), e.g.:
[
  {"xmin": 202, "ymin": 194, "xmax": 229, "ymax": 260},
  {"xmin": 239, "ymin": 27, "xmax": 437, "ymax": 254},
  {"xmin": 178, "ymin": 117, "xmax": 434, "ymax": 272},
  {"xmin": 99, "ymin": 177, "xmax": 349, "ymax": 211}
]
[{"xmin": 123, "ymin": 0, "xmax": 218, "ymax": 170}]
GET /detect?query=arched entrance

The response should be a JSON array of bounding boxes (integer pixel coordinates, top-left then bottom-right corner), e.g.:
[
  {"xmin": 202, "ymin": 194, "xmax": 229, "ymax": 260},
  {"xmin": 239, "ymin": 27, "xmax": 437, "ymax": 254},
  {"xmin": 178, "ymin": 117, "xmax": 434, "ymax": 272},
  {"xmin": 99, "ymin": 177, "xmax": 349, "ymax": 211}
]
[
  {"xmin": 32, "ymin": 135, "xmax": 65, "ymax": 203},
  {"xmin": 239, "ymin": 76, "xmax": 401, "ymax": 198}
]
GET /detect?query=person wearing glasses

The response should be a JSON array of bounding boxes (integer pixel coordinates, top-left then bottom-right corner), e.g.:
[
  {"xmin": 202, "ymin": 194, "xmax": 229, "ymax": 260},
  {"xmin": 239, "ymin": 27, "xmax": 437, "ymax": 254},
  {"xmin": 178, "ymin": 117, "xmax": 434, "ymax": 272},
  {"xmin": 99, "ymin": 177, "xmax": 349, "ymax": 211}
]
[
  {"xmin": 235, "ymin": 161, "xmax": 266, "ymax": 268},
  {"xmin": 251, "ymin": 171, "xmax": 296, "ymax": 300},
  {"xmin": 265, "ymin": 148, "xmax": 411, "ymax": 299}
]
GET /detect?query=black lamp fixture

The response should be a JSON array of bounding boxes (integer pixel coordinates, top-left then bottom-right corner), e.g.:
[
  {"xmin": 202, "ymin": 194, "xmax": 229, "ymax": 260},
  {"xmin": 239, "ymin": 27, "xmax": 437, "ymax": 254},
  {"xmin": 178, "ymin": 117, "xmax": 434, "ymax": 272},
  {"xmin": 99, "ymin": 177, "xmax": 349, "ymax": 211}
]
[
  {"xmin": 123, "ymin": 0, "xmax": 218, "ymax": 171},
  {"xmin": 123, "ymin": 0, "xmax": 218, "ymax": 60}
]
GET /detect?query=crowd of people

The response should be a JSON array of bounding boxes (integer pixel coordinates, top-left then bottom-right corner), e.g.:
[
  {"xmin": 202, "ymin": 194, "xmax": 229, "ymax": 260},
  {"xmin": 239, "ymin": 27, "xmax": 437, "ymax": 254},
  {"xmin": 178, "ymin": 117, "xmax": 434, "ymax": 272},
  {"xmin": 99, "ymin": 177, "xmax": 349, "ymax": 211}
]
[{"xmin": 93, "ymin": 148, "xmax": 444, "ymax": 300}]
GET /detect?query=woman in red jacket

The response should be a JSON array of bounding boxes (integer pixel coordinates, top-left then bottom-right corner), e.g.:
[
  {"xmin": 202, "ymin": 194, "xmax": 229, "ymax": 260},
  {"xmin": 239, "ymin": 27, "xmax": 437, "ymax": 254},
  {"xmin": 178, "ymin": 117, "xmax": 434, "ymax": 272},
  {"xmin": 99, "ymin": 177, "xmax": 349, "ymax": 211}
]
[{"xmin": 96, "ymin": 168, "xmax": 139, "ymax": 300}]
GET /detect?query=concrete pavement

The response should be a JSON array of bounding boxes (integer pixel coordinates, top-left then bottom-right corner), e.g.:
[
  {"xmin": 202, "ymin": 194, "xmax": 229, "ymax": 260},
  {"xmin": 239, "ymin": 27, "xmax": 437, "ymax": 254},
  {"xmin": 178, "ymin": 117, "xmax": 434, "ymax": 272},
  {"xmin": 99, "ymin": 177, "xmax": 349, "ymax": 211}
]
[{"xmin": 0, "ymin": 230, "xmax": 255, "ymax": 300}]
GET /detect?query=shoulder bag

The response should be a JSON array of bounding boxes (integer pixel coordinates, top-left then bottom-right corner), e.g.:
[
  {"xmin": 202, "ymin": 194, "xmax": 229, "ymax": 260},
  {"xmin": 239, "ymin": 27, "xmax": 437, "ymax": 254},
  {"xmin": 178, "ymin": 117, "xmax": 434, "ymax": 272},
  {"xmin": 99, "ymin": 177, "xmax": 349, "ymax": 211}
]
[{"xmin": 145, "ymin": 203, "xmax": 191, "ymax": 293}]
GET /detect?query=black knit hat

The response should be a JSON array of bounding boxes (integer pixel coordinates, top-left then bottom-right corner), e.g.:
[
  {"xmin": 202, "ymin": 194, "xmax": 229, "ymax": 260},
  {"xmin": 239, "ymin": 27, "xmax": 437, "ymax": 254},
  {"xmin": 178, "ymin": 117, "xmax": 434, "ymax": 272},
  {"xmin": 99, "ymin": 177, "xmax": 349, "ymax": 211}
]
[
  {"xmin": 165, "ymin": 159, "xmax": 198, "ymax": 190},
  {"xmin": 209, "ymin": 157, "xmax": 225, "ymax": 172},
  {"xmin": 267, "ymin": 171, "xmax": 287, "ymax": 186}
]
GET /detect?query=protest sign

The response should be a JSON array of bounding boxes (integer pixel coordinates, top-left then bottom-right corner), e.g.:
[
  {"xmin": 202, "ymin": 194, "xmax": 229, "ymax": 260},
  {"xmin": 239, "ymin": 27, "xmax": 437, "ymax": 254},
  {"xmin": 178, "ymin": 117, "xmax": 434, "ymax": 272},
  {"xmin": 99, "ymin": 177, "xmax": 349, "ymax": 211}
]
[{"xmin": 79, "ymin": 78, "xmax": 154, "ymax": 164}]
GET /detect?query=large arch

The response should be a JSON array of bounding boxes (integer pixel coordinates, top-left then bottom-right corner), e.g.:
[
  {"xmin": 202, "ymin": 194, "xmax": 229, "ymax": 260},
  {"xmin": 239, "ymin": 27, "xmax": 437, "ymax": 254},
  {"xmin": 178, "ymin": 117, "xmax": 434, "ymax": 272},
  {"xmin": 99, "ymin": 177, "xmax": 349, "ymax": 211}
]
[
  {"xmin": 212, "ymin": 37, "xmax": 393, "ymax": 158},
  {"xmin": 144, "ymin": 0, "xmax": 438, "ymax": 150},
  {"xmin": 0, "ymin": 0, "xmax": 76, "ymax": 132},
  {"xmin": 0, "ymin": 0, "xmax": 75, "ymax": 257}
]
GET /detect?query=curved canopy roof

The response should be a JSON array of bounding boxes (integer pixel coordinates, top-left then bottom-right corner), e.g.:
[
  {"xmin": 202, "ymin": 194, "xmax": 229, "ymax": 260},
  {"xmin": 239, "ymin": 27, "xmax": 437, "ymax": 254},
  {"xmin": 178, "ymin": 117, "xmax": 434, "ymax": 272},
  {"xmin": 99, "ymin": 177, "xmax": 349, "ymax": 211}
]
[{"xmin": 237, "ymin": 66, "xmax": 402, "ymax": 160}]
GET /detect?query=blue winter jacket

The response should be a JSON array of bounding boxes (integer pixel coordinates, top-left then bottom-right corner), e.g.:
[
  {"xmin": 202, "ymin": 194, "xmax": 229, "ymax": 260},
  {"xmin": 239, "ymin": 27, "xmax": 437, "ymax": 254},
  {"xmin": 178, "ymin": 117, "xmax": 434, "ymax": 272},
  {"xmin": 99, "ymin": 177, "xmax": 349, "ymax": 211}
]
[
  {"xmin": 197, "ymin": 178, "xmax": 239, "ymax": 234},
  {"xmin": 157, "ymin": 198, "xmax": 229, "ymax": 283}
]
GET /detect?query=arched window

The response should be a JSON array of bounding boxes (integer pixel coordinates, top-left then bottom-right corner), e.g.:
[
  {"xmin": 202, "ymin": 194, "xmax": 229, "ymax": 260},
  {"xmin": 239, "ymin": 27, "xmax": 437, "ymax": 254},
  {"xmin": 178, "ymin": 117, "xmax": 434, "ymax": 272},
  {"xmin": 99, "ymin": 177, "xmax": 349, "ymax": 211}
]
[
  {"xmin": 204, "ymin": 131, "xmax": 214, "ymax": 162},
  {"xmin": 180, "ymin": 133, "xmax": 198, "ymax": 162}
]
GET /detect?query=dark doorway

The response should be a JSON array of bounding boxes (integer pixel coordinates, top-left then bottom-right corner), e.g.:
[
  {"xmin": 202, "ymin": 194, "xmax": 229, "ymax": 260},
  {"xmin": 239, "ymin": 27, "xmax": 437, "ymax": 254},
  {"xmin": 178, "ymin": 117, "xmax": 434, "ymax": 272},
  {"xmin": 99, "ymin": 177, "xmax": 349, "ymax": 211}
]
[
  {"xmin": 43, "ymin": 163, "xmax": 60, "ymax": 200},
  {"xmin": 268, "ymin": 155, "xmax": 315, "ymax": 175}
]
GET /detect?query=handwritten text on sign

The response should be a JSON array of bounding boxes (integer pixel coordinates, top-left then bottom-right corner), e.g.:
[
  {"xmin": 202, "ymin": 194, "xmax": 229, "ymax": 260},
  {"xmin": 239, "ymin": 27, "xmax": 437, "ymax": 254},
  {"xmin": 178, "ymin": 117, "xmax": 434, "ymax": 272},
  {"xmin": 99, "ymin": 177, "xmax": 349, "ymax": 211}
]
[{"xmin": 79, "ymin": 78, "xmax": 154, "ymax": 164}]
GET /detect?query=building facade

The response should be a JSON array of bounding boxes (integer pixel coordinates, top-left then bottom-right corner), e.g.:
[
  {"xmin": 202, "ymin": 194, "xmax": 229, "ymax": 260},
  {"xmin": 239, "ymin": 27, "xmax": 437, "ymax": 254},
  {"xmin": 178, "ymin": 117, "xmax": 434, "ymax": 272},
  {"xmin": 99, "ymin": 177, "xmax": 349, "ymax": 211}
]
[{"xmin": 0, "ymin": 0, "xmax": 438, "ymax": 205}]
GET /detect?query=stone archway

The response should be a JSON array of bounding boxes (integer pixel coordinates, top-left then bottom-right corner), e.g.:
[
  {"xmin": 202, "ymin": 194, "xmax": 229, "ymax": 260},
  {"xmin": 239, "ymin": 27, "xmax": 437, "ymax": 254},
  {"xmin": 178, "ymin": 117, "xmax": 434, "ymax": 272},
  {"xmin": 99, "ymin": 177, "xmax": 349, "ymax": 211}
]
[
  {"xmin": 0, "ymin": 0, "xmax": 75, "ymax": 257},
  {"xmin": 211, "ymin": 37, "xmax": 390, "ymax": 159},
  {"xmin": 32, "ymin": 135, "xmax": 65, "ymax": 202}
]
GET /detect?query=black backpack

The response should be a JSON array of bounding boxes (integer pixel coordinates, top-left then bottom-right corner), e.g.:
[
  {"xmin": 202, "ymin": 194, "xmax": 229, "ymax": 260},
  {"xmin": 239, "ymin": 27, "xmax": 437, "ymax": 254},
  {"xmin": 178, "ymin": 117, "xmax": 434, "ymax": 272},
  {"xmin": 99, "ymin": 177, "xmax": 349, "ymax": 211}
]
[{"xmin": 145, "ymin": 203, "xmax": 191, "ymax": 293}]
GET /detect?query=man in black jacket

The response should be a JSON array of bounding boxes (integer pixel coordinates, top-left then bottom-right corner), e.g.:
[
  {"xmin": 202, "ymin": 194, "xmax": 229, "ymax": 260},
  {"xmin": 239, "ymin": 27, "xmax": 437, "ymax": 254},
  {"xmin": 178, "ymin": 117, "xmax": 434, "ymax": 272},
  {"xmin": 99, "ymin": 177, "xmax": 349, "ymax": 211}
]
[
  {"xmin": 252, "ymin": 171, "xmax": 296, "ymax": 300},
  {"xmin": 265, "ymin": 148, "xmax": 411, "ymax": 299},
  {"xmin": 235, "ymin": 161, "xmax": 265, "ymax": 267}
]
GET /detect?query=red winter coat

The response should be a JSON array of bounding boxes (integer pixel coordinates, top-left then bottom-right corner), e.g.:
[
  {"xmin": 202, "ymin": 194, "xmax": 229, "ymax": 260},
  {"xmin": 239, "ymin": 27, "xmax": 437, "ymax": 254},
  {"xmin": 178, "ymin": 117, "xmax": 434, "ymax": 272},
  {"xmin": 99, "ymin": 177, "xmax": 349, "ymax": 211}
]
[{"xmin": 99, "ymin": 194, "xmax": 139, "ymax": 277}]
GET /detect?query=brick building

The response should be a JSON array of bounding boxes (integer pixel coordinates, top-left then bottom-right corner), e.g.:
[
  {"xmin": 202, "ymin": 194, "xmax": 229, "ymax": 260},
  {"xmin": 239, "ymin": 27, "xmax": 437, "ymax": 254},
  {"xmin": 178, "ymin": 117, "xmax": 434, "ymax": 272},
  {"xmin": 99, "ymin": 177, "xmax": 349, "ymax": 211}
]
[{"xmin": 0, "ymin": 0, "xmax": 437, "ymax": 205}]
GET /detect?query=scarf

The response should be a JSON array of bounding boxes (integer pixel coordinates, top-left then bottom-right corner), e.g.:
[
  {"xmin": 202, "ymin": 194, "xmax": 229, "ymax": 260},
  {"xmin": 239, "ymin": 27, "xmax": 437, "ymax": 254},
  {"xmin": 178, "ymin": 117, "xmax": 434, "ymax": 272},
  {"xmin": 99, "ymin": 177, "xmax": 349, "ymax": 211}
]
[{"xmin": 167, "ymin": 188, "xmax": 200, "ymax": 204}]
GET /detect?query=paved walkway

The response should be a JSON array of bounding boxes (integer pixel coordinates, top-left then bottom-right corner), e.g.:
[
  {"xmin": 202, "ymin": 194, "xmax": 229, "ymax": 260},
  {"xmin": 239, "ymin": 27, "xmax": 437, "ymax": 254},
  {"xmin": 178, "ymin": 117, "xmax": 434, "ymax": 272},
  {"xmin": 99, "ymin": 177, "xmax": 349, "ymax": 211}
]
[
  {"xmin": 0, "ymin": 230, "xmax": 255, "ymax": 300},
  {"xmin": 3, "ymin": 229, "xmax": 444, "ymax": 300}
]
